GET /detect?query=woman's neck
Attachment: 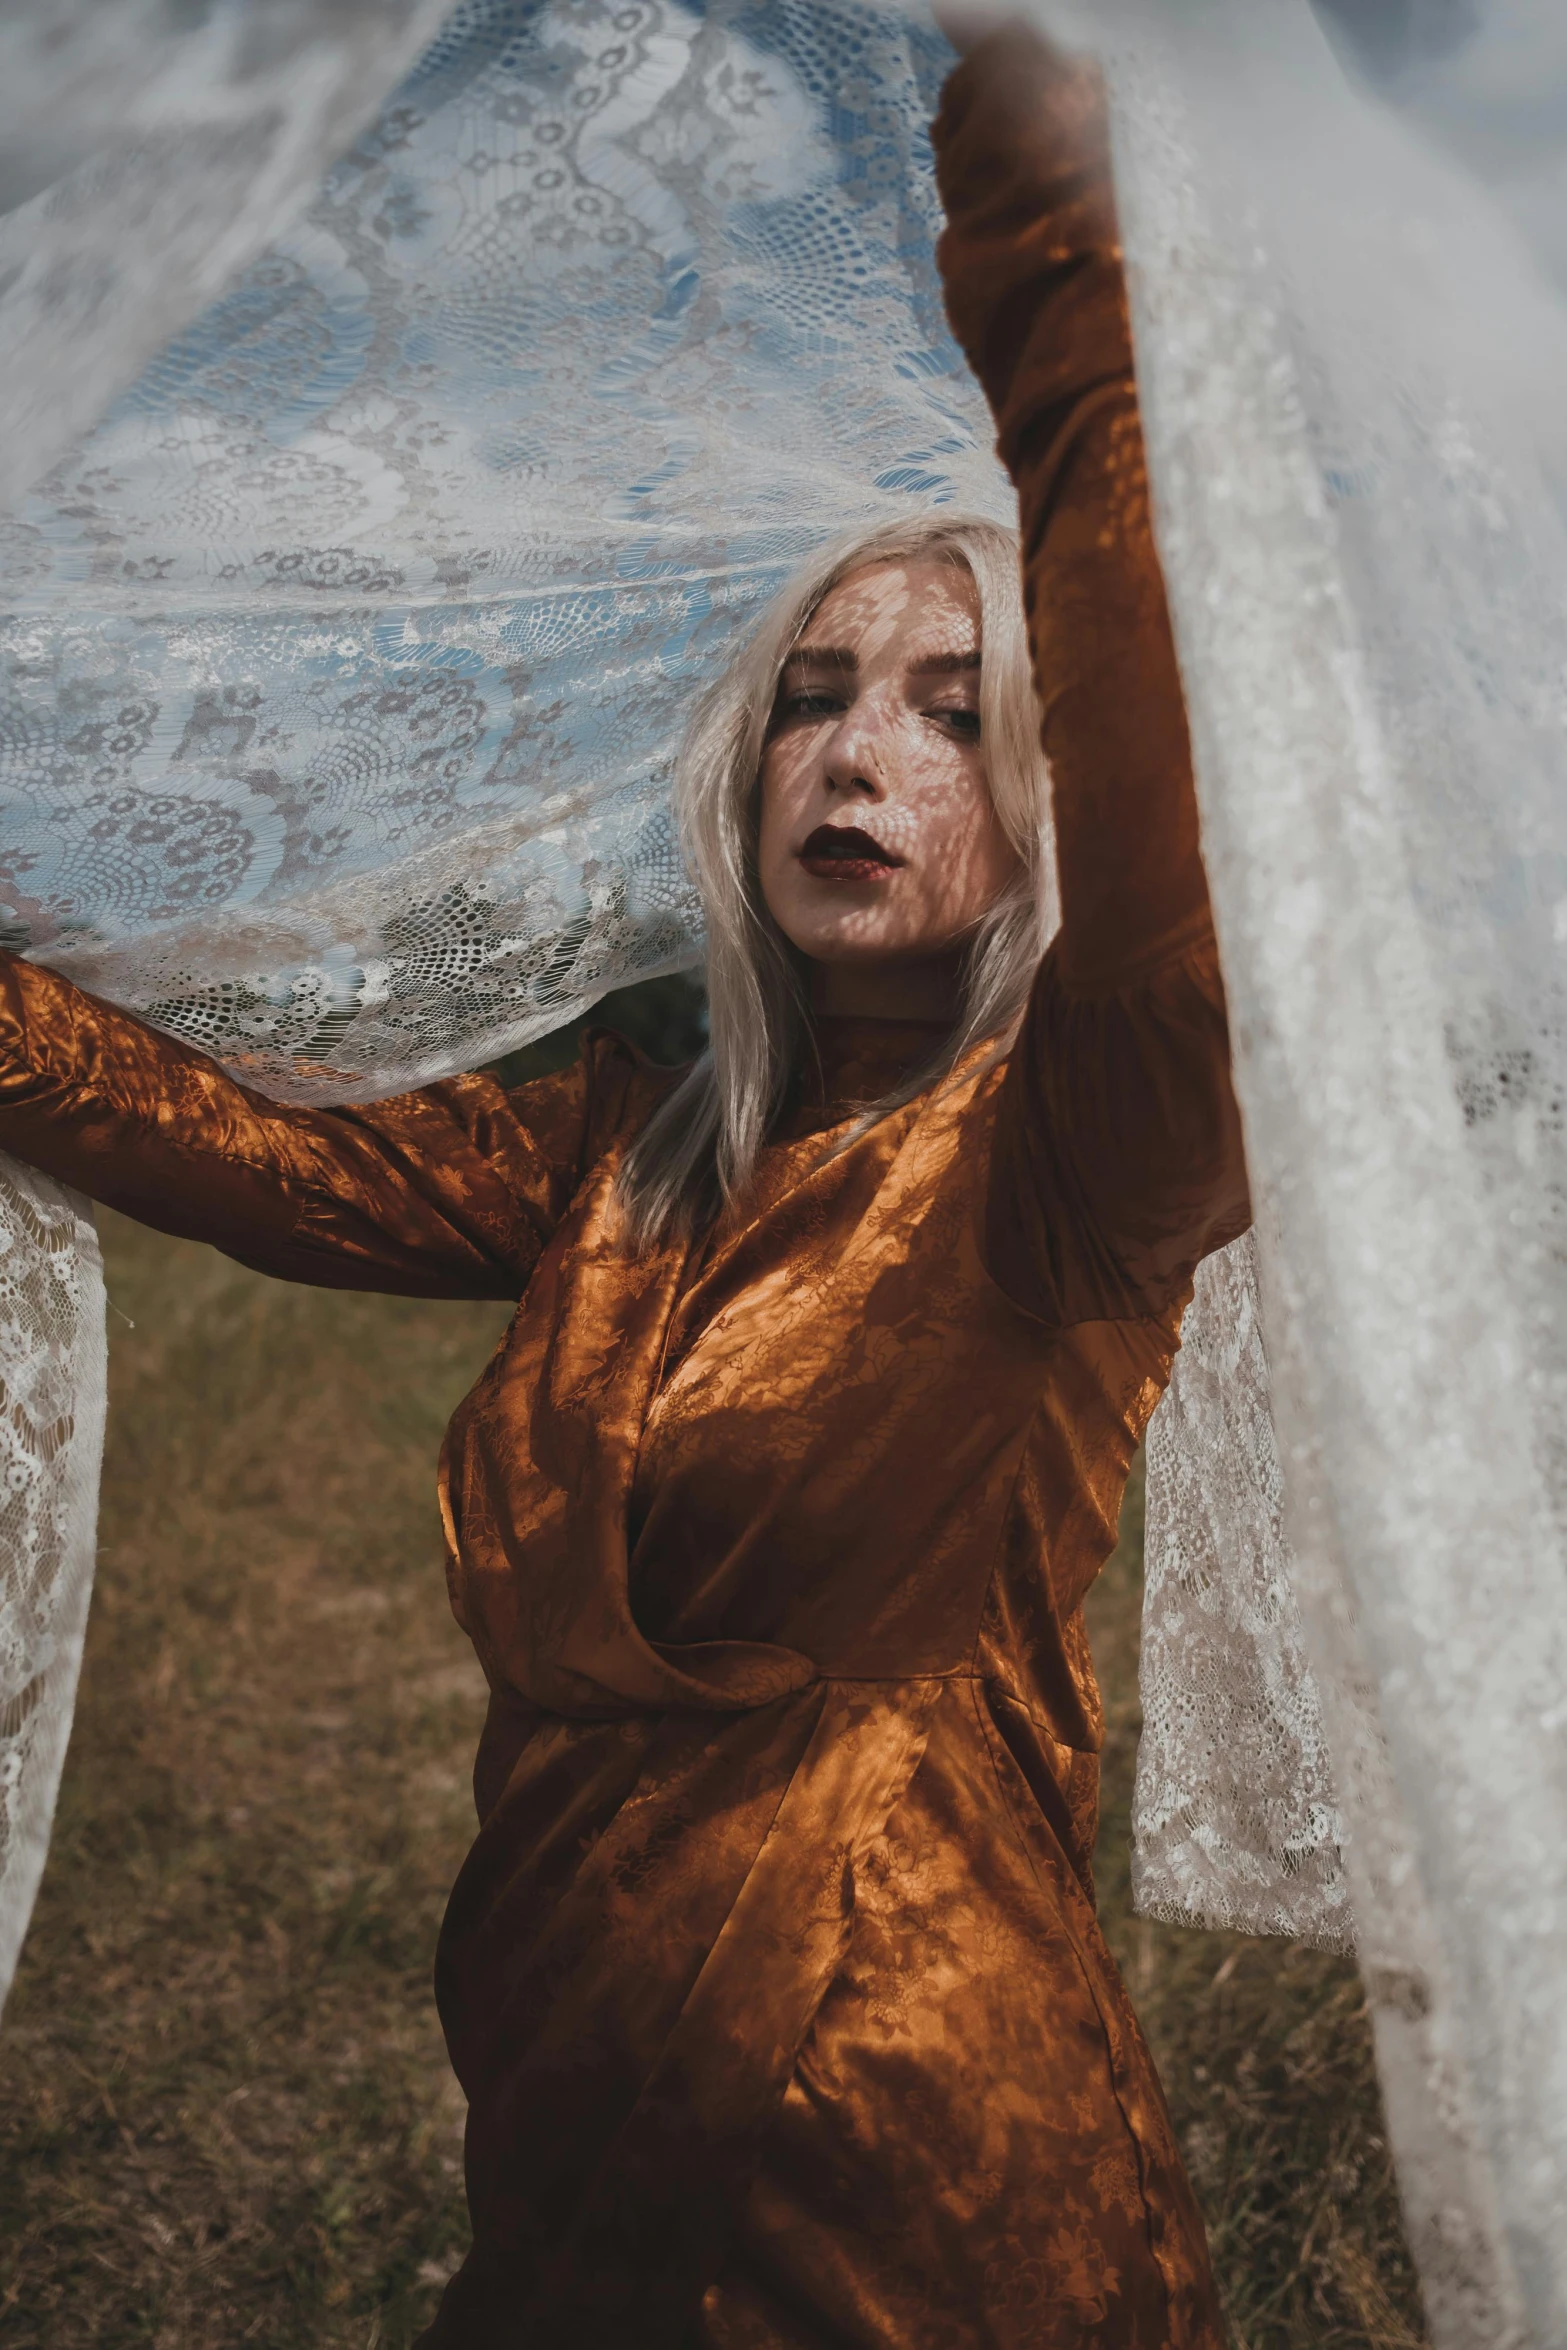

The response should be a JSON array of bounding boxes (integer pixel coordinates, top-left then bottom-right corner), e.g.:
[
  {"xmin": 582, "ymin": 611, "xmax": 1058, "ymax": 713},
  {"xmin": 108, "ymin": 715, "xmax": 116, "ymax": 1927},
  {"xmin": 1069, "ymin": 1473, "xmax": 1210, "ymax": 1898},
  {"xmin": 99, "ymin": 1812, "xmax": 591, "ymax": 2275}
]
[{"xmin": 806, "ymin": 951, "xmax": 963, "ymax": 1023}]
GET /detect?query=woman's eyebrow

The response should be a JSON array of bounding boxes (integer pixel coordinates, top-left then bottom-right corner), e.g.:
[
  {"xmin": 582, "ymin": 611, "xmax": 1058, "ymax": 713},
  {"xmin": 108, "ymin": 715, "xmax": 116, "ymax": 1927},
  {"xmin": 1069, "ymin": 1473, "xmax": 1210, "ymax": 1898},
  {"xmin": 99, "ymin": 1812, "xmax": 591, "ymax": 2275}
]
[
  {"xmin": 907, "ymin": 648, "xmax": 981, "ymax": 676},
  {"xmin": 780, "ymin": 644, "xmax": 980, "ymax": 676},
  {"xmin": 783, "ymin": 644, "xmax": 857, "ymax": 671}
]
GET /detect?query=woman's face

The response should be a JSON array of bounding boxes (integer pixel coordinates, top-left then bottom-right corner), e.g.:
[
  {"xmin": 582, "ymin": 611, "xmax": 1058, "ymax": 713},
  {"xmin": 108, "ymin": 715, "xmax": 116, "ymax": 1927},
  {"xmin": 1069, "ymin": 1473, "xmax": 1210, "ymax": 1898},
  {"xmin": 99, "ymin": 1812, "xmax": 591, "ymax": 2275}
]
[{"xmin": 757, "ymin": 558, "xmax": 1021, "ymax": 1013}]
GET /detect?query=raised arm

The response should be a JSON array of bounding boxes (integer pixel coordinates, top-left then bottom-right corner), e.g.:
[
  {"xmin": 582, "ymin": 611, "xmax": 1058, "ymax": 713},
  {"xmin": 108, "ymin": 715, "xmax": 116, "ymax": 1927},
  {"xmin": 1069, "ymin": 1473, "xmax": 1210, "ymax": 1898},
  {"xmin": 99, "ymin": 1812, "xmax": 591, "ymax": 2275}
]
[
  {"xmin": 934, "ymin": 27, "xmax": 1250, "ymax": 1323},
  {"xmin": 0, "ymin": 951, "xmax": 646, "ymax": 1300},
  {"xmin": 935, "ymin": 26, "xmax": 1205, "ymax": 981}
]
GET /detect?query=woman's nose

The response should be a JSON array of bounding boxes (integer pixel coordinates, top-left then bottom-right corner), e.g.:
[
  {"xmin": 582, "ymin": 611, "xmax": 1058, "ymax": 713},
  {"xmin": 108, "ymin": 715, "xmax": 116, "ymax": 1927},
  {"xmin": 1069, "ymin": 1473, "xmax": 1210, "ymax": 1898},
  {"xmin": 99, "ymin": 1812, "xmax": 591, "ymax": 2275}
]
[{"xmin": 821, "ymin": 701, "xmax": 890, "ymax": 799}]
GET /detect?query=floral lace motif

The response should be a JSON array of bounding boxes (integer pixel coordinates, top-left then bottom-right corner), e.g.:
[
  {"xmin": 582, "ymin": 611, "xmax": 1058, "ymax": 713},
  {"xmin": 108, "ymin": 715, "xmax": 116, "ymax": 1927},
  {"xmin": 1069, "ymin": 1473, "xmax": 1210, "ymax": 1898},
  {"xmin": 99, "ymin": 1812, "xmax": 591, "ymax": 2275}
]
[
  {"xmin": 0, "ymin": 1160, "xmax": 104, "ymax": 2014},
  {"xmin": 2, "ymin": 0, "xmax": 1001, "ymax": 1100},
  {"xmin": 1139, "ymin": 1233, "xmax": 1349, "ymax": 1948}
]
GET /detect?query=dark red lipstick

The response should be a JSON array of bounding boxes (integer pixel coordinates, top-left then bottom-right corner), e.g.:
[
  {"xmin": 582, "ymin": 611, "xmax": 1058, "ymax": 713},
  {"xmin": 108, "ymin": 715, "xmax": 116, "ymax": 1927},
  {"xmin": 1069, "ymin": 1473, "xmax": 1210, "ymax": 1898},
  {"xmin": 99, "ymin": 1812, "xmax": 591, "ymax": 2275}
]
[{"xmin": 798, "ymin": 824, "xmax": 903, "ymax": 883}]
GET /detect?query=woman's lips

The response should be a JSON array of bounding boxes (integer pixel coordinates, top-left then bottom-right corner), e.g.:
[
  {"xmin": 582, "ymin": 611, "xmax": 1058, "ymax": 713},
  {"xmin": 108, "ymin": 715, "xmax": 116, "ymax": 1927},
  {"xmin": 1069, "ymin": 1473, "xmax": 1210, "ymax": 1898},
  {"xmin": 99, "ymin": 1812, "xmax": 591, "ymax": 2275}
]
[{"xmin": 797, "ymin": 824, "xmax": 903, "ymax": 884}]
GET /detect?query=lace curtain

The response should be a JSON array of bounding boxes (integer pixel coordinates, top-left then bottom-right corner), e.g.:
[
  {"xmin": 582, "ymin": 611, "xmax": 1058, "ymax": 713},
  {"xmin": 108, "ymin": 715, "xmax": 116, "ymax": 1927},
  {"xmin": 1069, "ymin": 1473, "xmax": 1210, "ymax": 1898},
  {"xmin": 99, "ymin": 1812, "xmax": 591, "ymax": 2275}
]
[
  {"xmin": 0, "ymin": 0, "xmax": 463, "ymax": 519},
  {"xmin": 3, "ymin": 1, "xmax": 1567, "ymax": 2340},
  {"xmin": 1075, "ymin": 0, "xmax": 1567, "ymax": 2337},
  {"xmin": 0, "ymin": 1169, "xmax": 105, "ymax": 2007}
]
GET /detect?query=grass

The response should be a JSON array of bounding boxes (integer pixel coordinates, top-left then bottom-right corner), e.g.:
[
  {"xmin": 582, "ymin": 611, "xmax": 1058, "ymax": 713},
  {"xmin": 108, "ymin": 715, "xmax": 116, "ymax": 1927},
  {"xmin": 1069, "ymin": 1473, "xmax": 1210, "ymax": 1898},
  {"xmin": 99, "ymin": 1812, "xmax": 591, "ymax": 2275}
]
[
  {"xmin": 1085, "ymin": 1473, "xmax": 1428, "ymax": 2350},
  {"xmin": 0, "ymin": 984, "xmax": 1428, "ymax": 2344},
  {"xmin": 0, "ymin": 1218, "xmax": 501, "ymax": 2348}
]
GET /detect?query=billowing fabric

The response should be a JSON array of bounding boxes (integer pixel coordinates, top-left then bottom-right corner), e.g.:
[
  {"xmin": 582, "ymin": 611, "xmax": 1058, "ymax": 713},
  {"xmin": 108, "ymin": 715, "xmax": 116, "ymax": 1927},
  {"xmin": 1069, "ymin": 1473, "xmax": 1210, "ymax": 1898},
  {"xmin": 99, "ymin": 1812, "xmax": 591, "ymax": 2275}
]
[
  {"xmin": 0, "ymin": 0, "xmax": 457, "ymax": 517},
  {"xmin": 1067, "ymin": 0, "xmax": 1567, "ymax": 2339},
  {"xmin": 1137, "ymin": 1227, "xmax": 1348, "ymax": 1945},
  {"xmin": 0, "ymin": 40, "xmax": 1249, "ymax": 2344},
  {"xmin": 0, "ymin": 1164, "xmax": 105, "ymax": 2005},
  {"xmin": 0, "ymin": 1, "xmax": 989, "ymax": 1089}
]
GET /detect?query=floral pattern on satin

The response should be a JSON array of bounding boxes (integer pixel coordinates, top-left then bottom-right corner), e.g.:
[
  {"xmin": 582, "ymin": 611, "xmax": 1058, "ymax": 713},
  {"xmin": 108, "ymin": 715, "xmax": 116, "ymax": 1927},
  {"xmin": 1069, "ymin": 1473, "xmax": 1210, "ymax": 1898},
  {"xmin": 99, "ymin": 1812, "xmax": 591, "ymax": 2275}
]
[{"xmin": 0, "ymin": 32, "xmax": 1250, "ymax": 2350}]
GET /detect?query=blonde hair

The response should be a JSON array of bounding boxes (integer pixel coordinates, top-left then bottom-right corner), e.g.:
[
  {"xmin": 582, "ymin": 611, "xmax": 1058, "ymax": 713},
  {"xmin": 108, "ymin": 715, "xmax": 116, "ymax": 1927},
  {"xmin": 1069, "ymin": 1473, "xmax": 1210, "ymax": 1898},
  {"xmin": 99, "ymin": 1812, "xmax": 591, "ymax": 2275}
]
[{"xmin": 616, "ymin": 510, "xmax": 1058, "ymax": 1247}]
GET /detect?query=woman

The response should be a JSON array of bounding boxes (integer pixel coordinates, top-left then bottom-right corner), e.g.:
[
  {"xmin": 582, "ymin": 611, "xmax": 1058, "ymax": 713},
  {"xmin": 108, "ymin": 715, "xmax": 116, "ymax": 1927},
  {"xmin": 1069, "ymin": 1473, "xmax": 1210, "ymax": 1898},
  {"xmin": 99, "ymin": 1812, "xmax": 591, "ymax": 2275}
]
[{"xmin": 0, "ymin": 26, "xmax": 1248, "ymax": 2349}]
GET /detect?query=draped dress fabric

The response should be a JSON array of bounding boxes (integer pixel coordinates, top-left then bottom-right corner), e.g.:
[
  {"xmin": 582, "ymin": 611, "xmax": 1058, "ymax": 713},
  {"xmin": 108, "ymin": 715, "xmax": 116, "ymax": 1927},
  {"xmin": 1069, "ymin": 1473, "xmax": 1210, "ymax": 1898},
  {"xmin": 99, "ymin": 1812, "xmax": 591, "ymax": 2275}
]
[{"xmin": 0, "ymin": 38, "xmax": 1249, "ymax": 2350}]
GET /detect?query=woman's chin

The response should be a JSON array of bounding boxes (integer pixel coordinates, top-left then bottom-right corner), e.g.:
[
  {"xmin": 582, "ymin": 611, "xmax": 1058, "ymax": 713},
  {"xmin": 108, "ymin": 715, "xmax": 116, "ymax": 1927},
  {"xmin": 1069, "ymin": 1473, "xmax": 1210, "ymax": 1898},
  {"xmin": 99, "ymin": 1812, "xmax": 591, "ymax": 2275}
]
[{"xmin": 789, "ymin": 928, "xmax": 917, "ymax": 969}]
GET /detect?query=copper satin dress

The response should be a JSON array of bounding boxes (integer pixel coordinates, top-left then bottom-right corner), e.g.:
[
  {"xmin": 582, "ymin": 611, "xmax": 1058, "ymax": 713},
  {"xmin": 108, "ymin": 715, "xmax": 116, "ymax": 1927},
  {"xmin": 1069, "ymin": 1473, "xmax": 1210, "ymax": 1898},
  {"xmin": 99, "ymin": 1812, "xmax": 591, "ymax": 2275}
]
[{"xmin": 0, "ymin": 40, "xmax": 1250, "ymax": 2350}]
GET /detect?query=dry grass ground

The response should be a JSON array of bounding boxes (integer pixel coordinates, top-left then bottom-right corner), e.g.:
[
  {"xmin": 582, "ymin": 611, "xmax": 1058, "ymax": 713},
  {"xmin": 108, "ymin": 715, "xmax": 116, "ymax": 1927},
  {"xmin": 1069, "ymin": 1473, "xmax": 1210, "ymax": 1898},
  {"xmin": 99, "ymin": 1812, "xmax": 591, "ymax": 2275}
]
[
  {"xmin": 0, "ymin": 1217, "xmax": 501, "ymax": 2347},
  {"xmin": 0, "ymin": 1018, "xmax": 1429, "ymax": 2344},
  {"xmin": 1085, "ymin": 1481, "xmax": 1428, "ymax": 2350}
]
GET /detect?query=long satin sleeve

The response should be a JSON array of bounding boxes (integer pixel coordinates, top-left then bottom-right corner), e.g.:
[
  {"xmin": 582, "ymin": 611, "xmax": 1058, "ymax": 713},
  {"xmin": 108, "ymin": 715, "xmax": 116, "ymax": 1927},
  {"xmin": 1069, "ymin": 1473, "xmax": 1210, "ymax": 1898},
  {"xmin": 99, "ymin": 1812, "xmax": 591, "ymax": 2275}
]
[
  {"xmin": 0, "ymin": 951, "xmax": 644, "ymax": 1300},
  {"xmin": 933, "ymin": 31, "xmax": 1251, "ymax": 1325}
]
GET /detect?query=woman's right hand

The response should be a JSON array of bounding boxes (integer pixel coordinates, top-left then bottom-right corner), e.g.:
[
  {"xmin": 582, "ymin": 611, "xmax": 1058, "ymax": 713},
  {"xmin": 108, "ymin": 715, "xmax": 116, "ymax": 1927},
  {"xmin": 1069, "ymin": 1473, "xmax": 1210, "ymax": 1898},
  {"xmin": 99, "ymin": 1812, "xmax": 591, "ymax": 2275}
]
[{"xmin": 930, "ymin": 14, "xmax": 1114, "ymax": 262}]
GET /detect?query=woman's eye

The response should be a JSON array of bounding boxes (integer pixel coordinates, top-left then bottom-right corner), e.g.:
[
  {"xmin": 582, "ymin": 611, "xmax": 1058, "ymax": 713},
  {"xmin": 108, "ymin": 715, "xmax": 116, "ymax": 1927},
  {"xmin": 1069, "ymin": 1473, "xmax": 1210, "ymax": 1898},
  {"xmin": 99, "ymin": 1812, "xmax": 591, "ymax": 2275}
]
[
  {"xmin": 930, "ymin": 705, "xmax": 981, "ymax": 740},
  {"xmin": 785, "ymin": 691, "xmax": 844, "ymax": 720}
]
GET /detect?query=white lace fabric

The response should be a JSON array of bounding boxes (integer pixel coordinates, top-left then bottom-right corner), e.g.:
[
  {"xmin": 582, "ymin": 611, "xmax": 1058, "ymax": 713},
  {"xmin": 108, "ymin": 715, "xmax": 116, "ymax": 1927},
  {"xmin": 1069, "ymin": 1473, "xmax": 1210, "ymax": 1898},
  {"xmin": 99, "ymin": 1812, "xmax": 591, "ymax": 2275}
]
[
  {"xmin": 1138, "ymin": 1231, "xmax": 1349, "ymax": 1950},
  {"xmin": 1082, "ymin": 0, "xmax": 1567, "ymax": 2334},
  {"xmin": 1, "ymin": 0, "xmax": 1008, "ymax": 1102},
  {"xmin": 0, "ymin": 0, "xmax": 459, "ymax": 518},
  {"xmin": 0, "ymin": 1159, "xmax": 105, "ymax": 2007}
]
